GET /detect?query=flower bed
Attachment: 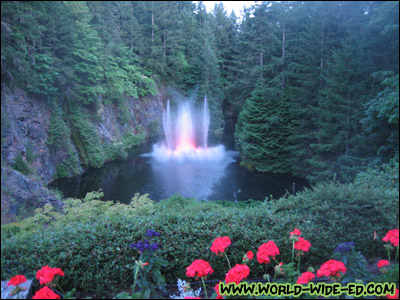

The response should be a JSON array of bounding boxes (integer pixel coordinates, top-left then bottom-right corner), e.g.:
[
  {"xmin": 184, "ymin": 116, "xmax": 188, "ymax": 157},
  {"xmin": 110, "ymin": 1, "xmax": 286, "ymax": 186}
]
[{"xmin": 1, "ymin": 164, "xmax": 398, "ymax": 296}]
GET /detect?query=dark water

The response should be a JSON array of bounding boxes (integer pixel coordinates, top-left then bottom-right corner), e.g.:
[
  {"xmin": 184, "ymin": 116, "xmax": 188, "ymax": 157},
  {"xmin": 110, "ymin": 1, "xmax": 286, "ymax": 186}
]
[{"xmin": 50, "ymin": 141, "xmax": 309, "ymax": 203}]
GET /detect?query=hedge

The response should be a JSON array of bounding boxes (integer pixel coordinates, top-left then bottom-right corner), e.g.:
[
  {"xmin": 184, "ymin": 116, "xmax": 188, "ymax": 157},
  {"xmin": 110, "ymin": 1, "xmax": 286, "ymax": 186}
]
[{"xmin": 1, "ymin": 163, "xmax": 398, "ymax": 296}]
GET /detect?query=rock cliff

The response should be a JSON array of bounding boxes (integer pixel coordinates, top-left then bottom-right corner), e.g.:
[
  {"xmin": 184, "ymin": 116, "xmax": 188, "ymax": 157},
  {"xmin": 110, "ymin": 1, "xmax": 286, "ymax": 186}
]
[{"xmin": 1, "ymin": 84, "xmax": 164, "ymax": 223}]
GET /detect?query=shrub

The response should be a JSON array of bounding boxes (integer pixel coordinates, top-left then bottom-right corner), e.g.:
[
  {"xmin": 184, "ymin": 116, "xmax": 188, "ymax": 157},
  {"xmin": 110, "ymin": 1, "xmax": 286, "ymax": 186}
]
[
  {"xmin": 55, "ymin": 164, "xmax": 69, "ymax": 179},
  {"xmin": 12, "ymin": 154, "xmax": 32, "ymax": 175},
  {"xmin": 147, "ymin": 120, "xmax": 160, "ymax": 137},
  {"xmin": 1, "ymin": 164, "xmax": 398, "ymax": 296}
]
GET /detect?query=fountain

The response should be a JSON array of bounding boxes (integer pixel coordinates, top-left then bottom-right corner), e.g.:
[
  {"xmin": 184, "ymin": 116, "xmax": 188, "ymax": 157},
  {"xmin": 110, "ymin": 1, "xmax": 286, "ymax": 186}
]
[{"xmin": 152, "ymin": 96, "xmax": 225, "ymax": 161}]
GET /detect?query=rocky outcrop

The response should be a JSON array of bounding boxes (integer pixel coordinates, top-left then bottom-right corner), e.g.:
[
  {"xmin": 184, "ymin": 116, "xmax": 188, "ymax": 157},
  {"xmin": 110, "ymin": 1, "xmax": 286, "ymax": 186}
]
[
  {"xmin": 1, "ymin": 84, "xmax": 165, "ymax": 223},
  {"xmin": 1, "ymin": 85, "xmax": 59, "ymax": 183},
  {"xmin": 1, "ymin": 167, "xmax": 61, "ymax": 224}
]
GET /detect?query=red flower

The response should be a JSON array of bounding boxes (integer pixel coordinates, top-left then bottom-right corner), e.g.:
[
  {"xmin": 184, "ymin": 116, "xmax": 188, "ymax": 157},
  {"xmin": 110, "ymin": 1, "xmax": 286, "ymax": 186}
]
[
  {"xmin": 7, "ymin": 275, "xmax": 27, "ymax": 286},
  {"xmin": 257, "ymin": 241, "xmax": 280, "ymax": 264},
  {"xmin": 387, "ymin": 288, "xmax": 399, "ymax": 299},
  {"xmin": 317, "ymin": 260, "xmax": 346, "ymax": 278},
  {"xmin": 186, "ymin": 260, "xmax": 214, "ymax": 279},
  {"xmin": 274, "ymin": 262, "xmax": 284, "ymax": 275},
  {"xmin": 246, "ymin": 251, "xmax": 254, "ymax": 260},
  {"xmin": 211, "ymin": 236, "xmax": 231, "ymax": 255},
  {"xmin": 377, "ymin": 260, "xmax": 390, "ymax": 268},
  {"xmin": 296, "ymin": 271, "xmax": 315, "ymax": 284},
  {"xmin": 294, "ymin": 237, "xmax": 311, "ymax": 252},
  {"xmin": 382, "ymin": 229, "xmax": 399, "ymax": 247},
  {"xmin": 32, "ymin": 286, "xmax": 60, "ymax": 299},
  {"xmin": 36, "ymin": 266, "xmax": 64, "ymax": 285},
  {"xmin": 225, "ymin": 264, "xmax": 250, "ymax": 285},
  {"xmin": 290, "ymin": 228, "xmax": 302, "ymax": 236},
  {"xmin": 142, "ymin": 262, "xmax": 149, "ymax": 266},
  {"xmin": 215, "ymin": 281, "xmax": 225, "ymax": 298}
]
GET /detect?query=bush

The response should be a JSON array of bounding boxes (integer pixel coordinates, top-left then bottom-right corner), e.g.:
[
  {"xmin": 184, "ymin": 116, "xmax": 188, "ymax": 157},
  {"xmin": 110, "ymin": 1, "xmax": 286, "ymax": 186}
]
[
  {"xmin": 12, "ymin": 154, "xmax": 32, "ymax": 175},
  {"xmin": 55, "ymin": 163, "xmax": 69, "ymax": 179},
  {"xmin": 1, "ymin": 165, "xmax": 398, "ymax": 296},
  {"xmin": 147, "ymin": 120, "xmax": 160, "ymax": 137}
]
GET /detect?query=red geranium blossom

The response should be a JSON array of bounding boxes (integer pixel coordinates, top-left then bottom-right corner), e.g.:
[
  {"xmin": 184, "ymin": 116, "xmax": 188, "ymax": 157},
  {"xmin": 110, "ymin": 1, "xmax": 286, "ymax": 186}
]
[
  {"xmin": 215, "ymin": 281, "xmax": 225, "ymax": 298},
  {"xmin": 246, "ymin": 251, "xmax": 254, "ymax": 260},
  {"xmin": 186, "ymin": 259, "xmax": 214, "ymax": 279},
  {"xmin": 296, "ymin": 271, "xmax": 315, "ymax": 284},
  {"xmin": 32, "ymin": 286, "xmax": 60, "ymax": 299},
  {"xmin": 290, "ymin": 228, "xmax": 302, "ymax": 236},
  {"xmin": 382, "ymin": 229, "xmax": 399, "ymax": 247},
  {"xmin": 377, "ymin": 260, "xmax": 390, "ymax": 268},
  {"xmin": 7, "ymin": 275, "xmax": 27, "ymax": 286},
  {"xmin": 274, "ymin": 262, "xmax": 284, "ymax": 275},
  {"xmin": 317, "ymin": 260, "xmax": 346, "ymax": 278},
  {"xmin": 225, "ymin": 264, "xmax": 250, "ymax": 285},
  {"xmin": 387, "ymin": 288, "xmax": 398, "ymax": 299},
  {"xmin": 294, "ymin": 237, "xmax": 311, "ymax": 252},
  {"xmin": 211, "ymin": 236, "xmax": 231, "ymax": 255},
  {"xmin": 257, "ymin": 241, "xmax": 280, "ymax": 264},
  {"xmin": 36, "ymin": 266, "xmax": 64, "ymax": 285}
]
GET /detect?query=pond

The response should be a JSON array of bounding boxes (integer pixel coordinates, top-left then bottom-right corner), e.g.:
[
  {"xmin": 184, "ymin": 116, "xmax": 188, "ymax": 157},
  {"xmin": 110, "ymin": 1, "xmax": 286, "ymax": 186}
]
[{"xmin": 50, "ymin": 140, "xmax": 309, "ymax": 204}]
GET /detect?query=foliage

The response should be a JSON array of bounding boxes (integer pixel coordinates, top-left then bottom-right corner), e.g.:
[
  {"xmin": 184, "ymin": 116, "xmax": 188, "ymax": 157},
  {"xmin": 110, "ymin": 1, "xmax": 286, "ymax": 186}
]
[
  {"xmin": 12, "ymin": 154, "xmax": 32, "ymax": 175},
  {"xmin": 70, "ymin": 111, "xmax": 105, "ymax": 169},
  {"xmin": 122, "ymin": 129, "xmax": 146, "ymax": 149},
  {"xmin": 235, "ymin": 80, "xmax": 292, "ymax": 173},
  {"xmin": 232, "ymin": 1, "xmax": 399, "ymax": 182},
  {"xmin": 1, "ymin": 164, "xmax": 398, "ymax": 296},
  {"xmin": 1, "ymin": 1, "xmax": 399, "ymax": 183},
  {"xmin": 169, "ymin": 279, "xmax": 201, "ymax": 299},
  {"xmin": 331, "ymin": 242, "xmax": 370, "ymax": 284},
  {"xmin": 362, "ymin": 71, "xmax": 399, "ymax": 161},
  {"xmin": 147, "ymin": 120, "xmax": 160, "ymax": 137},
  {"xmin": 55, "ymin": 164, "xmax": 69, "ymax": 179},
  {"xmin": 47, "ymin": 103, "xmax": 71, "ymax": 150}
]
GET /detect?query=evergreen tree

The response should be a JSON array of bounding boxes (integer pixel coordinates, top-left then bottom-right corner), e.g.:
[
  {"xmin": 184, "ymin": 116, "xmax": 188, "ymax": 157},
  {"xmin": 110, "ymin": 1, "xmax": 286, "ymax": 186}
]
[{"xmin": 235, "ymin": 80, "xmax": 291, "ymax": 173}]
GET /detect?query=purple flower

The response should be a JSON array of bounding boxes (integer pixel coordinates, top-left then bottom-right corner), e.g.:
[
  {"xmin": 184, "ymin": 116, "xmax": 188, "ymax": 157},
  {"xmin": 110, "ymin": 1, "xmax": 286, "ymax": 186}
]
[
  {"xmin": 146, "ymin": 230, "xmax": 161, "ymax": 238},
  {"xmin": 334, "ymin": 242, "xmax": 355, "ymax": 253},
  {"xmin": 130, "ymin": 239, "xmax": 159, "ymax": 253},
  {"xmin": 151, "ymin": 242, "xmax": 159, "ymax": 251}
]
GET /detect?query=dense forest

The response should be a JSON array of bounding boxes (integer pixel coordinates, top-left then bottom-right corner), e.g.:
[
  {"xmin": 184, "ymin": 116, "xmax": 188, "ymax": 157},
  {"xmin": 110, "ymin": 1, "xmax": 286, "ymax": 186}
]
[{"xmin": 1, "ymin": 1, "xmax": 399, "ymax": 184}]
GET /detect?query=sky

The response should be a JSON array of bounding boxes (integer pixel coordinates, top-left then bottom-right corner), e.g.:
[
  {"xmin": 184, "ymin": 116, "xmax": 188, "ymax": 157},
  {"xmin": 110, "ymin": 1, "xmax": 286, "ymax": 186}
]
[{"xmin": 201, "ymin": 1, "xmax": 255, "ymax": 17}]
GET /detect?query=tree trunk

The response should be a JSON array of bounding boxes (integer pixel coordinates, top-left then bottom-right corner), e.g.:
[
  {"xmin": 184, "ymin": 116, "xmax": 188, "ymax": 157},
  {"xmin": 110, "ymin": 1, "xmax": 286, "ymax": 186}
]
[
  {"xmin": 163, "ymin": 29, "xmax": 166, "ymax": 63},
  {"xmin": 281, "ymin": 21, "xmax": 286, "ymax": 89},
  {"xmin": 151, "ymin": 1, "xmax": 154, "ymax": 59}
]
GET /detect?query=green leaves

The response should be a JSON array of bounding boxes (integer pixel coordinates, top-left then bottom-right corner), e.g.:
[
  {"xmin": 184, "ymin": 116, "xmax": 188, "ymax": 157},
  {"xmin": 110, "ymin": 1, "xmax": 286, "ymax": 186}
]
[
  {"xmin": 235, "ymin": 80, "xmax": 292, "ymax": 173},
  {"xmin": 1, "ymin": 163, "xmax": 398, "ymax": 295}
]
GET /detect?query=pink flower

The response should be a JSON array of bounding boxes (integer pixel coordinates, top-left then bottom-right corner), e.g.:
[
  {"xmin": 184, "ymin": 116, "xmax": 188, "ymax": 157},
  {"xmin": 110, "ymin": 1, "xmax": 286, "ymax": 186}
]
[
  {"xmin": 257, "ymin": 241, "xmax": 280, "ymax": 264},
  {"xmin": 7, "ymin": 275, "xmax": 27, "ymax": 287},
  {"xmin": 215, "ymin": 281, "xmax": 225, "ymax": 298},
  {"xmin": 382, "ymin": 229, "xmax": 399, "ymax": 247},
  {"xmin": 294, "ymin": 237, "xmax": 311, "ymax": 252},
  {"xmin": 246, "ymin": 251, "xmax": 254, "ymax": 260},
  {"xmin": 317, "ymin": 260, "xmax": 346, "ymax": 278},
  {"xmin": 186, "ymin": 260, "xmax": 214, "ymax": 279},
  {"xmin": 377, "ymin": 260, "xmax": 390, "ymax": 268},
  {"xmin": 290, "ymin": 228, "xmax": 302, "ymax": 236},
  {"xmin": 296, "ymin": 271, "xmax": 315, "ymax": 284},
  {"xmin": 32, "ymin": 286, "xmax": 60, "ymax": 299},
  {"xmin": 386, "ymin": 288, "xmax": 398, "ymax": 299},
  {"xmin": 225, "ymin": 264, "xmax": 250, "ymax": 285},
  {"xmin": 36, "ymin": 266, "xmax": 64, "ymax": 285},
  {"xmin": 211, "ymin": 236, "xmax": 231, "ymax": 255}
]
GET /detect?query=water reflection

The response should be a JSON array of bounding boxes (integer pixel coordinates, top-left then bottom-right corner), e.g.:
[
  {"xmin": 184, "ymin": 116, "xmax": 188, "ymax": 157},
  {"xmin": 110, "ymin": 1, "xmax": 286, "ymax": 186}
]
[{"xmin": 50, "ymin": 143, "xmax": 309, "ymax": 203}]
